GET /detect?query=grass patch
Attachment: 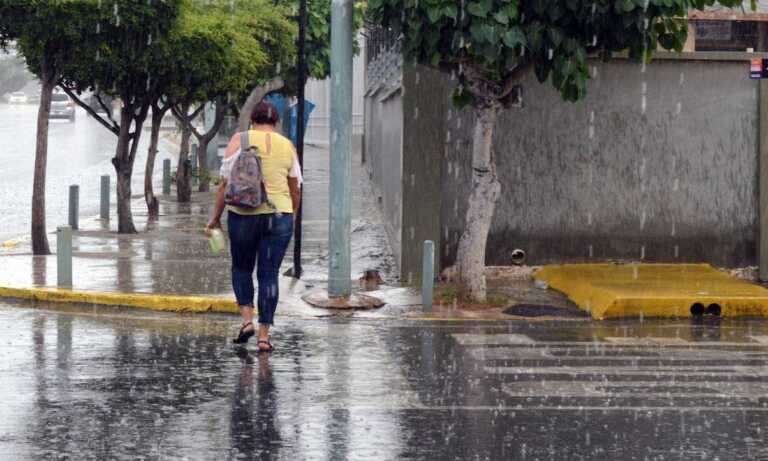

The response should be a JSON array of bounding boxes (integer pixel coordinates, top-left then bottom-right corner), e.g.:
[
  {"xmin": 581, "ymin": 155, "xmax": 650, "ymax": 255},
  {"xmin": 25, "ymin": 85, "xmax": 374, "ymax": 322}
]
[{"xmin": 433, "ymin": 283, "xmax": 511, "ymax": 310}]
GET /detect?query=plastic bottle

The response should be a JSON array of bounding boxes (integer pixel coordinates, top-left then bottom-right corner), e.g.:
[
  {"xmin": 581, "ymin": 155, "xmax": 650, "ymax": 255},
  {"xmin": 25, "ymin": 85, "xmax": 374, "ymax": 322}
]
[{"xmin": 209, "ymin": 228, "xmax": 225, "ymax": 254}]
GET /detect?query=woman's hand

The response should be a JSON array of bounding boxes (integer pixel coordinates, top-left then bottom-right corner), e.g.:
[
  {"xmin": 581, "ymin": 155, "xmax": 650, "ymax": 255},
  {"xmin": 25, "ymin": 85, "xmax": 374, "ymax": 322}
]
[{"xmin": 205, "ymin": 218, "xmax": 221, "ymax": 236}]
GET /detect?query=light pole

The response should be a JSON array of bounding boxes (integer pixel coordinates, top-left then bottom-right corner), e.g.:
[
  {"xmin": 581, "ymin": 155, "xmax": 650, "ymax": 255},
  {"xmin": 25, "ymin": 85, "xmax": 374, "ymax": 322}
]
[
  {"xmin": 328, "ymin": 0, "xmax": 353, "ymax": 297},
  {"xmin": 293, "ymin": 0, "xmax": 308, "ymax": 279},
  {"xmin": 303, "ymin": 0, "xmax": 384, "ymax": 310}
]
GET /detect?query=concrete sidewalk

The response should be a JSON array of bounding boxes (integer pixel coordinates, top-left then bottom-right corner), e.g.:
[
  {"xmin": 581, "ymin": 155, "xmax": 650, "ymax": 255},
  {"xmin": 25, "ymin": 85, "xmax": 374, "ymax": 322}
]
[
  {"xmin": 0, "ymin": 144, "xmax": 418, "ymax": 318},
  {"xmin": 0, "ymin": 142, "xmax": 585, "ymax": 321}
]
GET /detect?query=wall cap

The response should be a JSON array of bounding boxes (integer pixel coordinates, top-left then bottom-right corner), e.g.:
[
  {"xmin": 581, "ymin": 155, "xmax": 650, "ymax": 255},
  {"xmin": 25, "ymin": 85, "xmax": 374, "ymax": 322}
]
[{"xmin": 611, "ymin": 51, "xmax": 768, "ymax": 62}]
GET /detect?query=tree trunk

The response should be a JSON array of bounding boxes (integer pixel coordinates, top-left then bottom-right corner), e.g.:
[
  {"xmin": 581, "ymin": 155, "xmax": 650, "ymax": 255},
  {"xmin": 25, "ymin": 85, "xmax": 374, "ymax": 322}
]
[
  {"xmin": 31, "ymin": 63, "xmax": 56, "ymax": 255},
  {"xmin": 237, "ymin": 77, "xmax": 284, "ymax": 131},
  {"xmin": 176, "ymin": 117, "xmax": 192, "ymax": 203},
  {"xmin": 196, "ymin": 100, "xmax": 226, "ymax": 193},
  {"xmin": 456, "ymin": 102, "xmax": 502, "ymax": 302},
  {"xmin": 113, "ymin": 105, "xmax": 137, "ymax": 234},
  {"xmin": 197, "ymin": 137, "xmax": 210, "ymax": 193},
  {"xmin": 144, "ymin": 106, "xmax": 164, "ymax": 218}
]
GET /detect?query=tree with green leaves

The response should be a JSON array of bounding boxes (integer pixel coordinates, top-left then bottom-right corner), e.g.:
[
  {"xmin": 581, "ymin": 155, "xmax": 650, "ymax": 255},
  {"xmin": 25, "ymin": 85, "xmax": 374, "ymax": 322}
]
[
  {"xmin": 0, "ymin": 1, "xmax": 98, "ymax": 254},
  {"xmin": 58, "ymin": 0, "xmax": 182, "ymax": 234},
  {"xmin": 368, "ymin": 0, "xmax": 744, "ymax": 301},
  {"xmin": 168, "ymin": 0, "xmax": 295, "ymax": 202},
  {"xmin": 236, "ymin": 0, "xmax": 365, "ymax": 130}
]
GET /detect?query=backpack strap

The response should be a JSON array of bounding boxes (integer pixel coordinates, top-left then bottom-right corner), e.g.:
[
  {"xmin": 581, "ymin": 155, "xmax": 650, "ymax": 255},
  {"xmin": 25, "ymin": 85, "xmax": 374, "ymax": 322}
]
[
  {"xmin": 242, "ymin": 130, "xmax": 280, "ymax": 215},
  {"xmin": 261, "ymin": 133, "xmax": 279, "ymax": 214},
  {"xmin": 240, "ymin": 131, "xmax": 250, "ymax": 152}
]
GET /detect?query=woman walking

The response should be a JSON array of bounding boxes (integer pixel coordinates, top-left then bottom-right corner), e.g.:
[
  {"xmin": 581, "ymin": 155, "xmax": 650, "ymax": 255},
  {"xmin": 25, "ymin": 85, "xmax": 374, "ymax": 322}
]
[{"xmin": 206, "ymin": 102, "xmax": 302, "ymax": 352}]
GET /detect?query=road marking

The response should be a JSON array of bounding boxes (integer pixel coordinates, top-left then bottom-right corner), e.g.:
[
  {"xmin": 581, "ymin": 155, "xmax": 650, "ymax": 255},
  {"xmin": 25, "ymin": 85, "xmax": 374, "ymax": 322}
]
[
  {"xmin": 342, "ymin": 405, "xmax": 768, "ymax": 412},
  {"xmin": 452, "ymin": 333, "xmax": 536, "ymax": 345},
  {"xmin": 469, "ymin": 346, "xmax": 756, "ymax": 361},
  {"xmin": 452, "ymin": 335, "xmax": 768, "ymax": 348},
  {"xmin": 502, "ymin": 381, "xmax": 768, "ymax": 398},
  {"xmin": 487, "ymin": 365, "xmax": 768, "ymax": 378}
]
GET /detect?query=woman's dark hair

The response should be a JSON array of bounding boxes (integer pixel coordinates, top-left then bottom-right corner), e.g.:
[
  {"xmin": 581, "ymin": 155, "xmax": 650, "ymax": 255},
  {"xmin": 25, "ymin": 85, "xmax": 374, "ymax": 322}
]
[{"xmin": 251, "ymin": 101, "xmax": 279, "ymax": 126}]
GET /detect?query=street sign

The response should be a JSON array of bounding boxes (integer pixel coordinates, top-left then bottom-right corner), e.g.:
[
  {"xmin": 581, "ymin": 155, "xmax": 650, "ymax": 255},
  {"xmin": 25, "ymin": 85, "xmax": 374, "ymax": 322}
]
[{"xmin": 750, "ymin": 58, "xmax": 768, "ymax": 79}]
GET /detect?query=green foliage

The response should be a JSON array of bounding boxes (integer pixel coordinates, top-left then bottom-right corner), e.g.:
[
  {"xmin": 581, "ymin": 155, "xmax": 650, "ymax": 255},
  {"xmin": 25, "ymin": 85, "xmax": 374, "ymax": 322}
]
[
  {"xmin": 56, "ymin": 0, "xmax": 181, "ymax": 108},
  {"xmin": 368, "ymin": 0, "xmax": 745, "ymax": 104},
  {"xmin": 0, "ymin": 1, "xmax": 100, "ymax": 82},
  {"xmin": 164, "ymin": 0, "xmax": 294, "ymax": 108},
  {"xmin": 296, "ymin": 0, "xmax": 366, "ymax": 82}
]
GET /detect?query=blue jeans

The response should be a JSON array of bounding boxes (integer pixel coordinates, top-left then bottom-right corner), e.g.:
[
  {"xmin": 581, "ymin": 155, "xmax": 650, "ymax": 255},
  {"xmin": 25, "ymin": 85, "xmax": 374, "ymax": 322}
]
[{"xmin": 228, "ymin": 211, "xmax": 293, "ymax": 325}]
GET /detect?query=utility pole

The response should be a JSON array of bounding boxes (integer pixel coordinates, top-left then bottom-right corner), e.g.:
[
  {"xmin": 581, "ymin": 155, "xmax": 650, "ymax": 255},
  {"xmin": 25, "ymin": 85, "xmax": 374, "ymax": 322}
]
[
  {"xmin": 293, "ymin": 0, "xmax": 308, "ymax": 279},
  {"xmin": 328, "ymin": 0, "xmax": 353, "ymax": 297}
]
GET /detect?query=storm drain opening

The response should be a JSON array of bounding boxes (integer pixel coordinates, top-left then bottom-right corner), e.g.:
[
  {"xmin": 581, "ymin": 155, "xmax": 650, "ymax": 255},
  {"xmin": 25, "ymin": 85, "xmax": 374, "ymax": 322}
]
[
  {"xmin": 691, "ymin": 302, "xmax": 722, "ymax": 317},
  {"xmin": 707, "ymin": 303, "xmax": 722, "ymax": 317},
  {"xmin": 511, "ymin": 249, "xmax": 526, "ymax": 265},
  {"xmin": 690, "ymin": 303, "xmax": 705, "ymax": 317}
]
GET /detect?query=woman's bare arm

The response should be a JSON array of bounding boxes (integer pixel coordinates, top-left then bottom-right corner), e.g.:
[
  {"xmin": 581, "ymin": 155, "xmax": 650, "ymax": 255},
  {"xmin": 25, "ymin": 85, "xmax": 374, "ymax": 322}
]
[
  {"xmin": 223, "ymin": 132, "xmax": 240, "ymax": 158},
  {"xmin": 206, "ymin": 132, "xmax": 240, "ymax": 233},
  {"xmin": 288, "ymin": 177, "xmax": 301, "ymax": 214},
  {"xmin": 206, "ymin": 179, "xmax": 227, "ymax": 233}
]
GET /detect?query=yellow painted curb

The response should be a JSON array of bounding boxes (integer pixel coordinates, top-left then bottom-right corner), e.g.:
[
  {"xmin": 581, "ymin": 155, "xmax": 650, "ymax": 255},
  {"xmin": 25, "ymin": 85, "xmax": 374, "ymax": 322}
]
[
  {"xmin": 0, "ymin": 286, "xmax": 239, "ymax": 314},
  {"xmin": 535, "ymin": 263, "xmax": 768, "ymax": 320},
  {"xmin": 1, "ymin": 239, "xmax": 21, "ymax": 249}
]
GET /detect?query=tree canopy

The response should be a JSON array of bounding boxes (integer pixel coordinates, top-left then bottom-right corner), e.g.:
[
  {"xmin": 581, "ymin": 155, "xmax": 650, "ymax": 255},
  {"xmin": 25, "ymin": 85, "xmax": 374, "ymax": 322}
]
[
  {"xmin": 166, "ymin": 0, "xmax": 295, "ymax": 107},
  {"xmin": 368, "ymin": 0, "xmax": 745, "ymax": 105}
]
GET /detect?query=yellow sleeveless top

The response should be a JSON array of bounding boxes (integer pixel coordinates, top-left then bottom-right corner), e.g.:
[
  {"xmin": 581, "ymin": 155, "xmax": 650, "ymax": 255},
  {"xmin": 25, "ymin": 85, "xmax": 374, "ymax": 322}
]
[{"xmin": 227, "ymin": 130, "xmax": 296, "ymax": 215}]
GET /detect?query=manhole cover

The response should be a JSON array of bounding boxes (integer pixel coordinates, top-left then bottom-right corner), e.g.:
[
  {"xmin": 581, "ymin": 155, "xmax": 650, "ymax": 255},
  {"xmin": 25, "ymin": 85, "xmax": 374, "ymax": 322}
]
[{"xmin": 503, "ymin": 304, "xmax": 588, "ymax": 318}]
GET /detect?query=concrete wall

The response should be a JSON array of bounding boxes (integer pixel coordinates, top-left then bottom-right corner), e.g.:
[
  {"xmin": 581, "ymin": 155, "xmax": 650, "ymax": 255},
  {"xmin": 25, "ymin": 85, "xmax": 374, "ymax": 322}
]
[
  {"xmin": 364, "ymin": 81, "xmax": 404, "ymax": 266},
  {"xmin": 437, "ymin": 56, "xmax": 759, "ymax": 268},
  {"xmin": 400, "ymin": 66, "xmax": 446, "ymax": 283},
  {"xmin": 365, "ymin": 51, "xmax": 765, "ymax": 279}
]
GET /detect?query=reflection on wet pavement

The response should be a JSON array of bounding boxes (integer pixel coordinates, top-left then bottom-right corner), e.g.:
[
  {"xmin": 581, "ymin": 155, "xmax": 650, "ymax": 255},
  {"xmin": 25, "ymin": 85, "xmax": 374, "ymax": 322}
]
[{"xmin": 2, "ymin": 302, "xmax": 767, "ymax": 459}]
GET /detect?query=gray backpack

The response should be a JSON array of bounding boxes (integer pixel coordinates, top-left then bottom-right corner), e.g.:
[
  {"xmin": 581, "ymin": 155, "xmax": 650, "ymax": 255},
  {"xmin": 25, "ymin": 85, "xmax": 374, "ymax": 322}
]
[{"xmin": 224, "ymin": 131, "xmax": 276, "ymax": 211}]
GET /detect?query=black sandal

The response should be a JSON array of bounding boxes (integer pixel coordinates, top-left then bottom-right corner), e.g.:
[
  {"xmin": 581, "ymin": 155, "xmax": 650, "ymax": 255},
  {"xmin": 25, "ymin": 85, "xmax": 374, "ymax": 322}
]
[
  {"xmin": 233, "ymin": 322, "xmax": 255, "ymax": 344},
  {"xmin": 257, "ymin": 340, "xmax": 274, "ymax": 353}
]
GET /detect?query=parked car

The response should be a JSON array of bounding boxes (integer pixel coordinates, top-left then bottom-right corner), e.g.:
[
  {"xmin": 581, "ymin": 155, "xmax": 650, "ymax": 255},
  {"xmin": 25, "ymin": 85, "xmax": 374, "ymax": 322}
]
[
  {"xmin": 50, "ymin": 92, "xmax": 75, "ymax": 121},
  {"xmin": 7, "ymin": 91, "xmax": 27, "ymax": 104}
]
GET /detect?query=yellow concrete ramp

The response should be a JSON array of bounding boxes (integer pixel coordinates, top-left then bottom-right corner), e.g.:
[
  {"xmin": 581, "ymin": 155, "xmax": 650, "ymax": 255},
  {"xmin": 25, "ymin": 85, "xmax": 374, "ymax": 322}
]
[{"xmin": 534, "ymin": 264, "xmax": 768, "ymax": 320}]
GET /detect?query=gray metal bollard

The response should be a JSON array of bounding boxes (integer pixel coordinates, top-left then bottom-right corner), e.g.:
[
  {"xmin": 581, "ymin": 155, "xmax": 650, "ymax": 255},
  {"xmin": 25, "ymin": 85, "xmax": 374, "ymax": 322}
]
[
  {"xmin": 190, "ymin": 144, "xmax": 198, "ymax": 187},
  {"xmin": 162, "ymin": 158, "xmax": 171, "ymax": 195},
  {"xmin": 68, "ymin": 185, "xmax": 79, "ymax": 230},
  {"xmin": 422, "ymin": 240, "xmax": 435, "ymax": 312},
  {"xmin": 57, "ymin": 226, "xmax": 73, "ymax": 288},
  {"xmin": 100, "ymin": 175, "xmax": 110, "ymax": 220}
]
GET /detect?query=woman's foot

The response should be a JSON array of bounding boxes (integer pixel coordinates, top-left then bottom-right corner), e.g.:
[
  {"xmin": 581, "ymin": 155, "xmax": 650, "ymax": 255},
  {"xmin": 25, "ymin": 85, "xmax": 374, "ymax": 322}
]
[
  {"xmin": 257, "ymin": 340, "xmax": 274, "ymax": 352},
  {"xmin": 233, "ymin": 322, "xmax": 255, "ymax": 344}
]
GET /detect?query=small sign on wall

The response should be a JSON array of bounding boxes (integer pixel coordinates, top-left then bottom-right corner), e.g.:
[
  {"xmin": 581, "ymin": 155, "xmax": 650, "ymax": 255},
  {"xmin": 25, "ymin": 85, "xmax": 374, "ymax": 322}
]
[{"xmin": 751, "ymin": 58, "xmax": 768, "ymax": 79}]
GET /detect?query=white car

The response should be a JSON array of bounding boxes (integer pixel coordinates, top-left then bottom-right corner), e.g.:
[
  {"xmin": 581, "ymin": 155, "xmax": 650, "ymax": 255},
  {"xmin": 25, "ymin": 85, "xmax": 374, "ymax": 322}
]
[
  {"xmin": 7, "ymin": 91, "xmax": 27, "ymax": 104},
  {"xmin": 50, "ymin": 92, "xmax": 75, "ymax": 122}
]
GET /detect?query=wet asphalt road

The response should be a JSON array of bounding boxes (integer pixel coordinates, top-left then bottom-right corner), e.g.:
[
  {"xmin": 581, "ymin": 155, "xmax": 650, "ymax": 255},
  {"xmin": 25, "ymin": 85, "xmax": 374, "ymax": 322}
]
[
  {"xmin": 2, "ymin": 302, "xmax": 768, "ymax": 460},
  {"xmin": 0, "ymin": 103, "xmax": 174, "ymax": 243}
]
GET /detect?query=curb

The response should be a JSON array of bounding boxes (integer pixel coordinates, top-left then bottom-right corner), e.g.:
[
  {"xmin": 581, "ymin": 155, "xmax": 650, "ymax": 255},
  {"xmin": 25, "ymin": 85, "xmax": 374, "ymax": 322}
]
[
  {"xmin": 0, "ymin": 286, "xmax": 239, "ymax": 314},
  {"xmin": 536, "ymin": 263, "xmax": 768, "ymax": 319},
  {"xmin": 0, "ymin": 286, "xmax": 572, "ymax": 323}
]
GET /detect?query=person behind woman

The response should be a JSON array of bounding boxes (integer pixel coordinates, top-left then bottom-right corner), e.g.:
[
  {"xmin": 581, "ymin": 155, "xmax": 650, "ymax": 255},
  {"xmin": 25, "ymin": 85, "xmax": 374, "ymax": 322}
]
[{"xmin": 206, "ymin": 102, "xmax": 302, "ymax": 352}]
